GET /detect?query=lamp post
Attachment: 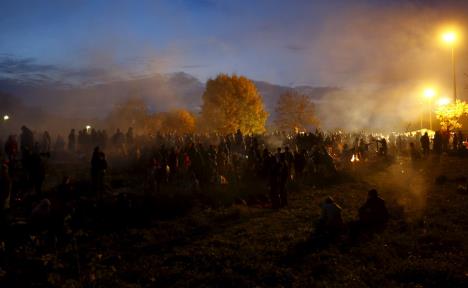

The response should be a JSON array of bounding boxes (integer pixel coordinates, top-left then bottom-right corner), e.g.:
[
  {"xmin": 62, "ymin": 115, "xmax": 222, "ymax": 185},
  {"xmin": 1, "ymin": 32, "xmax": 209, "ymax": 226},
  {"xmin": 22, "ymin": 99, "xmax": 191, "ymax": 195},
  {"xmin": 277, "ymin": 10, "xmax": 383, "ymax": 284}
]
[
  {"xmin": 423, "ymin": 88, "xmax": 435, "ymax": 130},
  {"xmin": 442, "ymin": 32, "xmax": 457, "ymax": 102},
  {"xmin": 2, "ymin": 114, "xmax": 10, "ymax": 137}
]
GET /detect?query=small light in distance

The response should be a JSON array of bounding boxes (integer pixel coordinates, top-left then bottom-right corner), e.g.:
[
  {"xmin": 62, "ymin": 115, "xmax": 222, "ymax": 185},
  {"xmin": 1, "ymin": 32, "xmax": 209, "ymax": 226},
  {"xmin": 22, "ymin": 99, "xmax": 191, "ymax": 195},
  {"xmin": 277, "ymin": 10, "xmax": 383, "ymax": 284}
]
[
  {"xmin": 3, "ymin": 115, "xmax": 9, "ymax": 121},
  {"xmin": 437, "ymin": 97, "xmax": 451, "ymax": 106},
  {"xmin": 86, "ymin": 125, "xmax": 91, "ymax": 132}
]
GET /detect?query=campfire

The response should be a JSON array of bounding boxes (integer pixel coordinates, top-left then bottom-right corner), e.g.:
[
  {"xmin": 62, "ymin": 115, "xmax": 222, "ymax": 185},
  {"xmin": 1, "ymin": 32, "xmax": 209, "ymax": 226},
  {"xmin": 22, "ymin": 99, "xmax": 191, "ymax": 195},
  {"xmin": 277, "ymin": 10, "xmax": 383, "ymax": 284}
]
[{"xmin": 351, "ymin": 154, "xmax": 360, "ymax": 163}]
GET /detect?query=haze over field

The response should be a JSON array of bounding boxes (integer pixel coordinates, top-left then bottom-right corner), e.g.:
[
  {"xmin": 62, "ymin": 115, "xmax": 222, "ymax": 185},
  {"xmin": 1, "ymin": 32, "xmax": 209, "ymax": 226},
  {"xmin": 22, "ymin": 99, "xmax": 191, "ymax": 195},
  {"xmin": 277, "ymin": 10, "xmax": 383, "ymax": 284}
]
[{"xmin": 1, "ymin": 0, "xmax": 468, "ymax": 131}]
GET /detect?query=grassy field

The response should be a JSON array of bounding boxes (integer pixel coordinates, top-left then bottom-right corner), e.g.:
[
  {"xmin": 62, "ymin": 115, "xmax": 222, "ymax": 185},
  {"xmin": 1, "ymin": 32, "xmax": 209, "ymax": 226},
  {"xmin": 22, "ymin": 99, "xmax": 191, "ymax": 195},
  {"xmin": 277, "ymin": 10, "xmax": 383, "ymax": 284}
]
[{"xmin": 3, "ymin": 155, "xmax": 468, "ymax": 287}]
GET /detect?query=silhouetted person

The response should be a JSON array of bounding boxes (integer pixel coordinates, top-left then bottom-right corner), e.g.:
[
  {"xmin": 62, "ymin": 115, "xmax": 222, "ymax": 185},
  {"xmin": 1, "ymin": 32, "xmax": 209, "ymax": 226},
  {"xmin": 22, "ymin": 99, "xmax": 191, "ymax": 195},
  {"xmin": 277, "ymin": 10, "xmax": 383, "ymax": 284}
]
[
  {"xmin": 4, "ymin": 135, "xmax": 18, "ymax": 162},
  {"xmin": 20, "ymin": 125, "xmax": 34, "ymax": 158},
  {"xmin": 235, "ymin": 129, "xmax": 243, "ymax": 146},
  {"xmin": 91, "ymin": 147, "xmax": 107, "ymax": 201},
  {"xmin": 358, "ymin": 138, "xmax": 369, "ymax": 160},
  {"xmin": 378, "ymin": 138, "xmax": 388, "ymax": 156},
  {"xmin": 451, "ymin": 130, "xmax": 463, "ymax": 152},
  {"xmin": 358, "ymin": 189, "xmax": 389, "ymax": 229},
  {"xmin": 433, "ymin": 131, "xmax": 442, "ymax": 155},
  {"xmin": 0, "ymin": 163, "xmax": 11, "ymax": 214},
  {"xmin": 54, "ymin": 135, "xmax": 65, "ymax": 152},
  {"xmin": 282, "ymin": 146, "xmax": 293, "ymax": 178},
  {"xmin": 30, "ymin": 151, "xmax": 46, "ymax": 196},
  {"xmin": 268, "ymin": 154, "xmax": 280, "ymax": 209},
  {"xmin": 112, "ymin": 129, "xmax": 125, "ymax": 153},
  {"xmin": 457, "ymin": 130, "xmax": 464, "ymax": 150},
  {"xmin": 420, "ymin": 132, "xmax": 430, "ymax": 156},
  {"xmin": 316, "ymin": 196, "xmax": 343, "ymax": 235},
  {"xmin": 278, "ymin": 153, "xmax": 289, "ymax": 207},
  {"xmin": 441, "ymin": 131, "xmax": 450, "ymax": 152},
  {"xmin": 126, "ymin": 127, "xmax": 134, "ymax": 145},
  {"xmin": 68, "ymin": 129, "xmax": 76, "ymax": 152},
  {"xmin": 42, "ymin": 131, "xmax": 51, "ymax": 154},
  {"xmin": 31, "ymin": 198, "xmax": 51, "ymax": 226},
  {"xmin": 50, "ymin": 176, "xmax": 74, "ymax": 233},
  {"xmin": 294, "ymin": 149, "xmax": 306, "ymax": 179}
]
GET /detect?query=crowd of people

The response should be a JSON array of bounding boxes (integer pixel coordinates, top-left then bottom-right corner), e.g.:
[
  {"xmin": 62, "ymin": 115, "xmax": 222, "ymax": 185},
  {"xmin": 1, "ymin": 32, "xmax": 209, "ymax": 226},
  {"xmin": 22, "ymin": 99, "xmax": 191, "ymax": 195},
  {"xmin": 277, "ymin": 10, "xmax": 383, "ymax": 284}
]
[{"xmin": 0, "ymin": 125, "xmax": 465, "ymax": 241}]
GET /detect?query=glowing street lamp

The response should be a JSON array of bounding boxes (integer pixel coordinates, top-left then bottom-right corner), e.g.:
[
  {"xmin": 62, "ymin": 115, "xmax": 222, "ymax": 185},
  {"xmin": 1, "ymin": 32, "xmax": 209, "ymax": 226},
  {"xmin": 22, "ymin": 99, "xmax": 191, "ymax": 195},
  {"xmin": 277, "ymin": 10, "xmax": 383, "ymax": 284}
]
[
  {"xmin": 423, "ymin": 88, "xmax": 436, "ymax": 99},
  {"xmin": 3, "ymin": 115, "xmax": 9, "ymax": 121},
  {"xmin": 442, "ymin": 32, "xmax": 456, "ymax": 43},
  {"xmin": 441, "ymin": 31, "xmax": 457, "ymax": 101},
  {"xmin": 86, "ymin": 125, "xmax": 91, "ymax": 133}
]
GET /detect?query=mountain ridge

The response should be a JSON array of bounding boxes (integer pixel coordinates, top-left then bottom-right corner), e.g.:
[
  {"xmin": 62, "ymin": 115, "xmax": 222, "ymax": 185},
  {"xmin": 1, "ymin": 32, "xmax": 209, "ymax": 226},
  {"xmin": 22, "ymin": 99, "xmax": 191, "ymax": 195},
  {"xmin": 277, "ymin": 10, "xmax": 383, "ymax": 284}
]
[{"xmin": 0, "ymin": 72, "xmax": 338, "ymax": 119}]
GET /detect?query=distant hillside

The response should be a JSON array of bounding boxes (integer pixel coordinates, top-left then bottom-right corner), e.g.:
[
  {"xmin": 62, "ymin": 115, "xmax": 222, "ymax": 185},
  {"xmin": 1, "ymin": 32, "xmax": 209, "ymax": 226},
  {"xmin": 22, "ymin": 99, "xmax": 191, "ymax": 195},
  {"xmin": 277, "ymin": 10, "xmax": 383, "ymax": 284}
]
[
  {"xmin": 0, "ymin": 72, "xmax": 205, "ymax": 118},
  {"xmin": 0, "ymin": 73, "xmax": 337, "ymax": 115}
]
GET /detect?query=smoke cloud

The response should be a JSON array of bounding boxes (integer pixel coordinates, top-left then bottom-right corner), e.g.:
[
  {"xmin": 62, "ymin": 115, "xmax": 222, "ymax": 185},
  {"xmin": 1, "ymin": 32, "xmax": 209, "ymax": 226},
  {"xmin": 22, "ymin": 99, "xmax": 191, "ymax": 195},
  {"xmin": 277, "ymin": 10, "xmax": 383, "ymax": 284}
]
[{"xmin": 305, "ymin": 3, "xmax": 468, "ymax": 131}]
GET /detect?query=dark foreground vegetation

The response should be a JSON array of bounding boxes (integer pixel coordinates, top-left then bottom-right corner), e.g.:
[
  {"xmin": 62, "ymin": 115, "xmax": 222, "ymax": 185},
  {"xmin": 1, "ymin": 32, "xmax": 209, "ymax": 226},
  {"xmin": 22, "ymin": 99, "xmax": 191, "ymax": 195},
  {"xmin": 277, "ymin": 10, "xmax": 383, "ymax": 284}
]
[{"xmin": 0, "ymin": 153, "xmax": 467, "ymax": 287}]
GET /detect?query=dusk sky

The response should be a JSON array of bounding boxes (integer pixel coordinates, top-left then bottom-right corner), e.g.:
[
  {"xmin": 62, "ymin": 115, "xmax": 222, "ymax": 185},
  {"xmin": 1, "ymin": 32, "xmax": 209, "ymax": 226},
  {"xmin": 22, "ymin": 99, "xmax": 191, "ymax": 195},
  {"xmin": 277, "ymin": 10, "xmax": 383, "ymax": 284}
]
[{"xmin": 1, "ymin": 0, "xmax": 468, "ymax": 87}]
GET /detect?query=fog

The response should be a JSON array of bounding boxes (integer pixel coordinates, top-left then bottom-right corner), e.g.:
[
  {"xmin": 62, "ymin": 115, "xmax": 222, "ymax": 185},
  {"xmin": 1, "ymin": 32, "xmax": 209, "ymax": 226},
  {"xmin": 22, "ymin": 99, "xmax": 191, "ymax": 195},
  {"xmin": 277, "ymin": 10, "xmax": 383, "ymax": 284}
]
[
  {"xmin": 1, "ymin": 1, "xmax": 468, "ymax": 134},
  {"xmin": 309, "ymin": 3, "xmax": 468, "ymax": 131}
]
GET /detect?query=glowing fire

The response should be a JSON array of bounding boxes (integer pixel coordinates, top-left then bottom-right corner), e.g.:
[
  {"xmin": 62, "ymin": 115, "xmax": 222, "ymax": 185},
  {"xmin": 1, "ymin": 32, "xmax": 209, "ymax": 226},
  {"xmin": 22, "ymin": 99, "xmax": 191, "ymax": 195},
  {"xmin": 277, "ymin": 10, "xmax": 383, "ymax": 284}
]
[{"xmin": 351, "ymin": 154, "xmax": 360, "ymax": 163}]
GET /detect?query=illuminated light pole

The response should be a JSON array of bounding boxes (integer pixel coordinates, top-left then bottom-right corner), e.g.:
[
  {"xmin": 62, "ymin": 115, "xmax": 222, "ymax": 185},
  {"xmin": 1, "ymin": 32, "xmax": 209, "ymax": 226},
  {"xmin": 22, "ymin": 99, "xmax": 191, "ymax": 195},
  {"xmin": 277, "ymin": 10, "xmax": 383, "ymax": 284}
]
[
  {"xmin": 442, "ymin": 31, "xmax": 457, "ymax": 102},
  {"xmin": 2, "ymin": 115, "xmax": 10, "ymax": 137},
  {"xmin": 423, "ymin": 88, "xmax": 436, "ymax": 130}
]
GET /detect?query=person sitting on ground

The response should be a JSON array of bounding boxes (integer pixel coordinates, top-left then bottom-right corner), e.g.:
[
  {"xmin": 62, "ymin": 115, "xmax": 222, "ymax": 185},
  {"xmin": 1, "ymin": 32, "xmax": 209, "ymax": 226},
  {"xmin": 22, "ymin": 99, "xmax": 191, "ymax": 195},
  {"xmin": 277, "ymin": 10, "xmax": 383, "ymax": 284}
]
[
  {"xmin": 316, "ymin": 196, "xmax": 343, "ymax": 235},
  {"xmin": 358, "ymin": 189, "xmax": 389, "ymax": 230},
  {"xmin": 31, "ymin": 198, "xmax": 52, "ymax": 227}
]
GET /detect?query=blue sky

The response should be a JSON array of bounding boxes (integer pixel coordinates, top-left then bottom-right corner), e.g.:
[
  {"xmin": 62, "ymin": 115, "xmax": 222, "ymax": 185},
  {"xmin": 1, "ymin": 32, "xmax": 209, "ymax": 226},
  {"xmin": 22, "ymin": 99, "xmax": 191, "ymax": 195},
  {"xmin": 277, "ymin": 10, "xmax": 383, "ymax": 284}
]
[{"xmin": 1, "ymin": 0, "xmax": 467, "ymax": 86}]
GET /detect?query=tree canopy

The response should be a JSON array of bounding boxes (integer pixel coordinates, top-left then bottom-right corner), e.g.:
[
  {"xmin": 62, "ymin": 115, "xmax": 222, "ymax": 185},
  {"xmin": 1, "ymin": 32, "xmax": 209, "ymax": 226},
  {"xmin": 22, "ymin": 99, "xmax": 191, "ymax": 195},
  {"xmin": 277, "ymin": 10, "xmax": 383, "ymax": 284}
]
[
  {"xmin": 274, "ymin": 90, "xmax": 319, "ymax": 132},
  {"xmin": 199, "ymin": 74, "xmax": 268, "ymax": 134},
  {"xmin": 435, "ymin": 100, "xmax": 468, "ymax": 132}
]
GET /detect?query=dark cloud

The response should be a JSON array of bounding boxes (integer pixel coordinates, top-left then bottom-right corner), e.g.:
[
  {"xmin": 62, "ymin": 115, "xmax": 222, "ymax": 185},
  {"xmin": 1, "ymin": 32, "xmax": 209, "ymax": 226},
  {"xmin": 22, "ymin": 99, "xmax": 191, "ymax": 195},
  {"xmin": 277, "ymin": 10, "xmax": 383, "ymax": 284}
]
[
  {"xmin": 0, "ymin": 56, "xmax": 59, "ymax": 74},
  {"xmin": 181, "ymin": 64, "xmax": 207, "ymax": 69},
  {"xmin": 285, "ymin": 45, "xmax": 307, "ymax": 52},
  {"xmin": 60, "ymin": 67, "xmax": 110, "ymax": 79},
  {"xmin": 0, "ymin": 55, "xmax": 128, "ymax": 85}
]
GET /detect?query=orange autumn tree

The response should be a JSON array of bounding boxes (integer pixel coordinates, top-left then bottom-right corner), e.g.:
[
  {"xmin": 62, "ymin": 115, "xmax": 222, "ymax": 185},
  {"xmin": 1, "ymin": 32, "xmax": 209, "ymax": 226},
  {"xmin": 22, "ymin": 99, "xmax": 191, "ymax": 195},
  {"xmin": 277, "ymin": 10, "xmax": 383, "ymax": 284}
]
[
  {"xmin": 199, "ymin": 74, "xmax": 268, "ymax": 134},
  {"xmin": 274, "ymin": 90, "xmax": 319, "ymax": 132},
  {"xmin": 161, "ymin": 109, "xmax": 196, "ymax": 134},
  {"xmin": 145, "ymin": 109, "xmax": 196, "ymax": 135}
]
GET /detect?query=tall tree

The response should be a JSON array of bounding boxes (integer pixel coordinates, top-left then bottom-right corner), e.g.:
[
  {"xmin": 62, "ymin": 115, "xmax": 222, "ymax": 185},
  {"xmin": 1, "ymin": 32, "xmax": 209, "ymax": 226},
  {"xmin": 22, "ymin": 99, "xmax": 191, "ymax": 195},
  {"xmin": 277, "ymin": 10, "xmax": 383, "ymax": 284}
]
[
  {"xmin": 274, "ymin": 90, "xmax": 319, "ymax": 132},
  {"xmin": 199, "ymin": 74, "xmax": 268, "ymax": 134}
]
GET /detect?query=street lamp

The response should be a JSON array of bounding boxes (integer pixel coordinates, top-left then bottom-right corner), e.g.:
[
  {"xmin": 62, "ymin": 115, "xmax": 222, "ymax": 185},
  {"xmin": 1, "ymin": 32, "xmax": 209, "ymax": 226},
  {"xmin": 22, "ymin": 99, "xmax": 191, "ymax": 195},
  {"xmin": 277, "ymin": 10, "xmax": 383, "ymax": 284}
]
[
  {"xmin": 423, "ymin": 88, "xmax": 436, "ymax": 130},
  {"xmin": 442, "ymin": 31, "xmax": 457, "ymax": 102},
  {"xmin": 3, "ymin": 115, "xmax": 9, "ymax": 121}
]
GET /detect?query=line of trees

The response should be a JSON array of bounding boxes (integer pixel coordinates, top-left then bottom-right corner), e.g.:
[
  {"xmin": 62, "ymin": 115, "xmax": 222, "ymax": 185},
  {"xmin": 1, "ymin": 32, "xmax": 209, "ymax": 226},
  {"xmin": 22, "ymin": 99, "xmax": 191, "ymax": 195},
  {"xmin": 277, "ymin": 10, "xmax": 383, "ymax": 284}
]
[{"xmin": 106, "ymin": 74, "xmax": 320, "ymax": 135}]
